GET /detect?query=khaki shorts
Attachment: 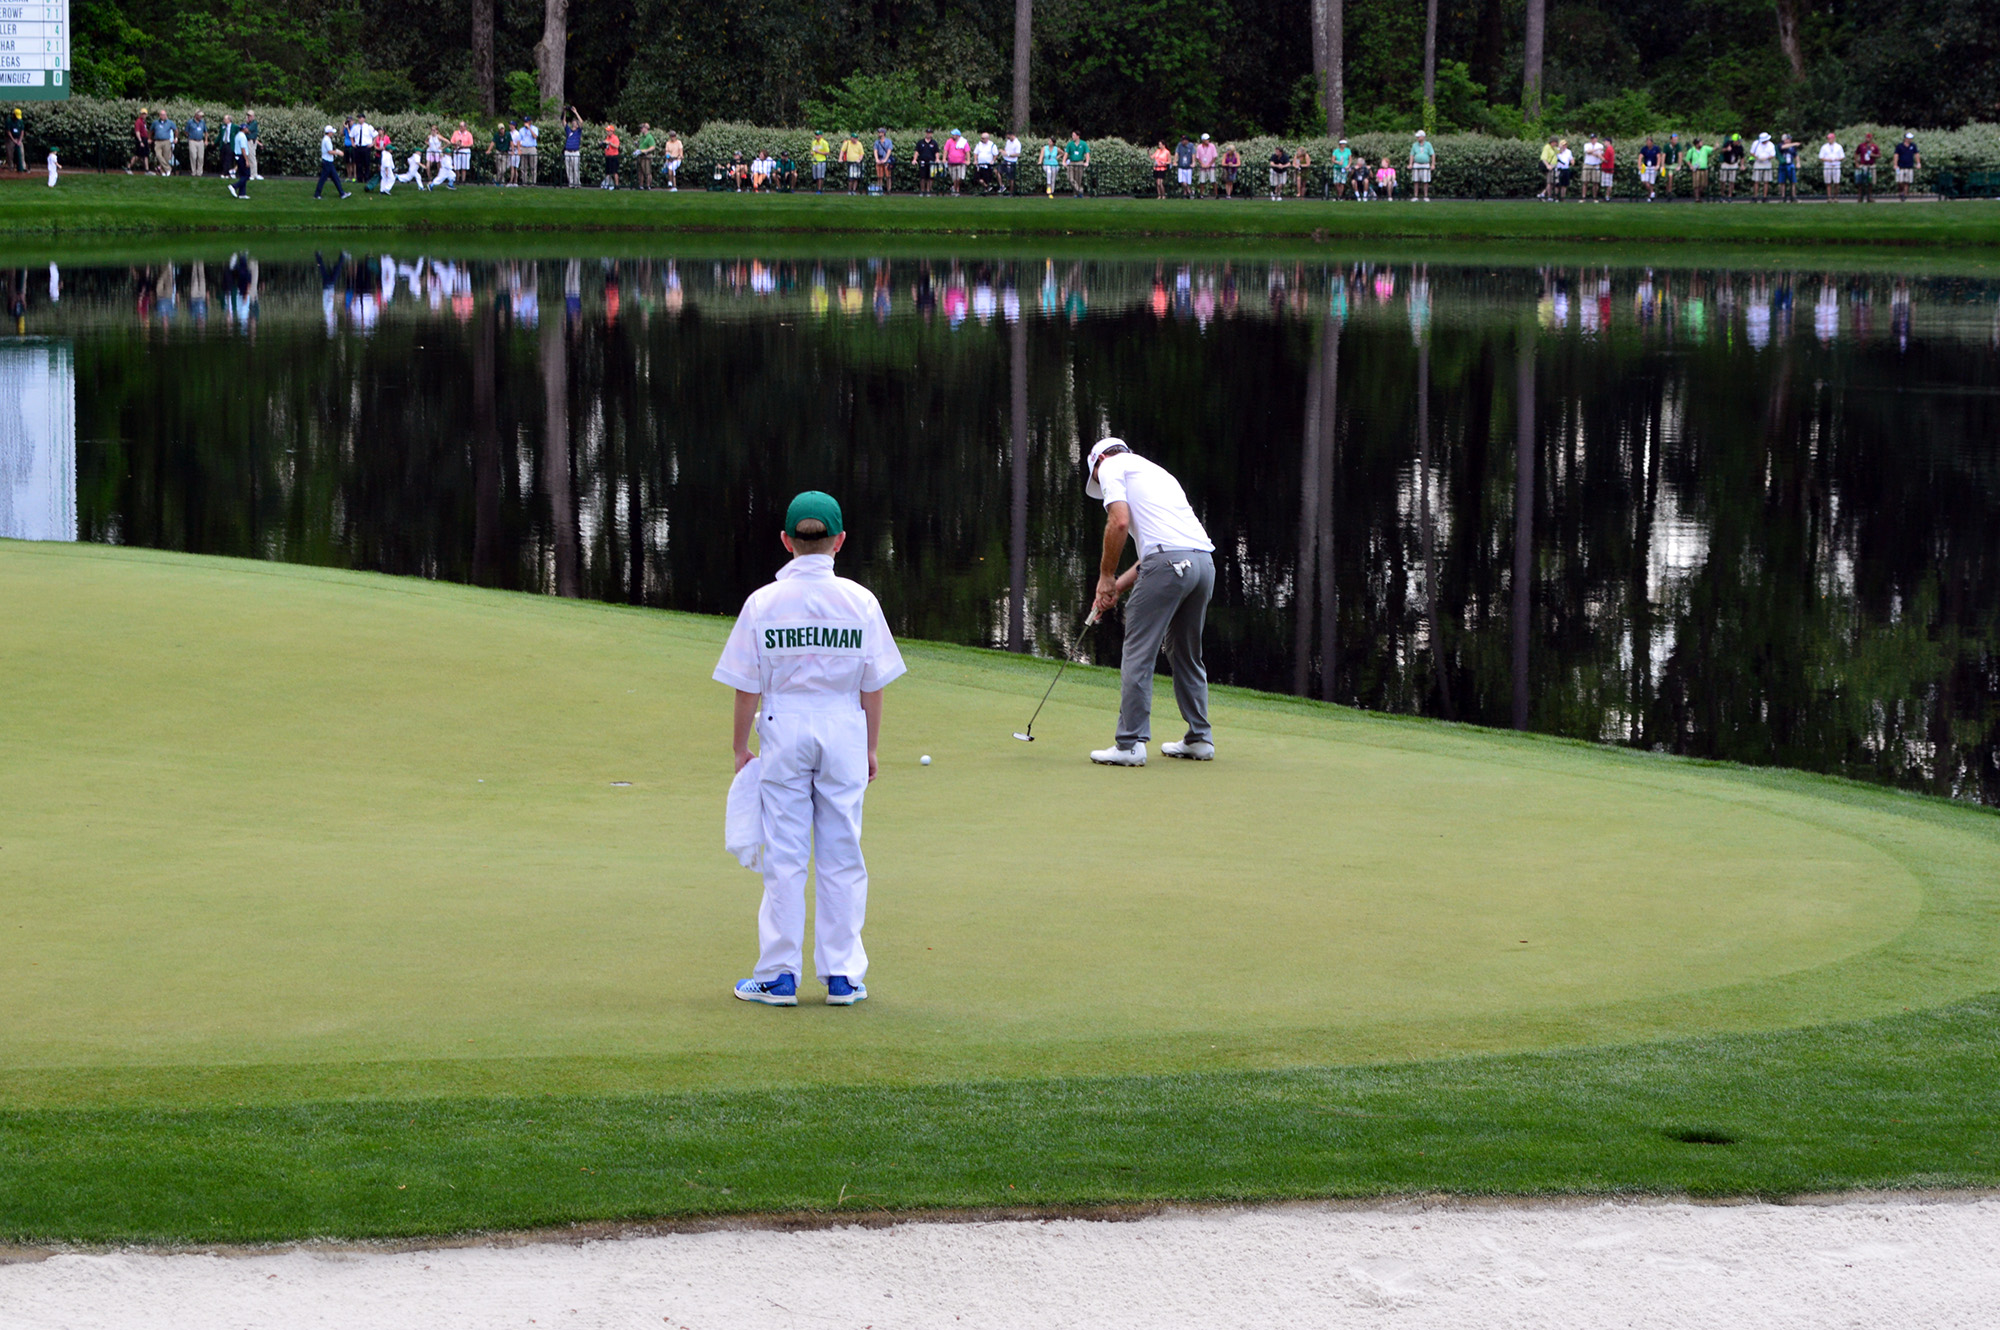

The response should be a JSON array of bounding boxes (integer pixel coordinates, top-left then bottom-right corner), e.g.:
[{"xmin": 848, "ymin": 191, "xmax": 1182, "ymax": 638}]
[
  {"xmin": 1895, "ymin": 167, "xmax": 1915, "ymax": 183},
  {"xmin": 1410, "ymin": 164, "xmax": 1432, "ymax": 182}
]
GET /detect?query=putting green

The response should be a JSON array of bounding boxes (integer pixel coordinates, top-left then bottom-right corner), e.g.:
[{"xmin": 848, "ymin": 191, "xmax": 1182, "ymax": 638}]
[{"xmin": 5, "ymin": 541, "xmax": 2000, "ymax": 1109}]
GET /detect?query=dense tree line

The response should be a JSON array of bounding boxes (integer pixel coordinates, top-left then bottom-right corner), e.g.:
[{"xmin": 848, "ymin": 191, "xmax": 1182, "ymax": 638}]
[{"xmin": 70, "ymin": 0, "xmax": 2000, "ymax": 144}]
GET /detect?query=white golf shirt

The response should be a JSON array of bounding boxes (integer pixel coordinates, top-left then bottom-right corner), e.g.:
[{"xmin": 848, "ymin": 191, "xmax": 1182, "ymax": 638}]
[
  {"xmin": 1092, "ymin": 453, "xmax": 1215, "ymax": 558},
  {"xmin": 1819, "ymin": 141, "xmax": 1845, "ymax": 169},
  {"xmin": 974, "ymin": 139, "xmax": 999, "ymax": 167},
  {"xmin": 713, "ymin": 554, "xmax": 906, "ymax": 705},
  {"xmin": 1752, "ymin": 139, "xmax": 1777, "ymax": 169}
]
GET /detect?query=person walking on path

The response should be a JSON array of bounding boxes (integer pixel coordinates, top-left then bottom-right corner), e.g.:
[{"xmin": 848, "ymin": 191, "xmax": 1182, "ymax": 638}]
[
  {"xmin": 1065, "ymin": 131, "xmax": 1090, "ymax": 196},
  {"xmin": 243, "ymin": 110, "xmax": 262, "ymax": 180},
  {"xmin": 1818, "ymin": 132, "xmax": 1845, "ymax": 201},
  {"xmin": 634, "ymin": 123, "xmax": 658, "ymax": 189},
  {"xmin": 875, "ymin": 128, "xmax": 896, "ymax": 193},
  {"xmin": 126, "ymin": 108, "xmax": 150, "ymax": 174},
  {"xmin": 715, "ymin": 491, "xmax": 905, "ymax": 1008},
  {"xmin": 562, "ymin": 109, "xmax": 584, "ymax": 187},
  {"xmin": 230, "ymin": 120, "xmax": 251, "ymax": 198},
  {"xmin": 1893, "ymin": 131, "xmax": 1920, "ymax": 201},
  {"xmin": 1686, "ymin": 137, "xmax": 1712, "ymax": 202},
  {"xmin": 1085, "ymin": 438, "xmax": 1217, "ymax": 767},
  {"xmin": 1408, "ymin": 130, "xmax": 1435, "ymax": 202},
  {"xmin": 664, "ymin": 130, "xmax": 684, "ymax": 190},
  {"xmin": 1853, "ymin": 132, "xmax": 1879, "ymax": 202},
  {"xmin": 186, "ymin": 111, "xmax": 208, "ymax": 176},
  {"xmin": 314, "ymin": 125, "xmax": 350, "ymax": 199}
]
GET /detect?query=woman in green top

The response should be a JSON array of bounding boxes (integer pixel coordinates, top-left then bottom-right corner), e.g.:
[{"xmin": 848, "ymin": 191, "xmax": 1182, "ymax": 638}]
[
  {"xmin": 1329, "ymin": 140, "xmax": 1353, "ymax": 199},
  {"xmin": 634, "ymin": 125, "xmax": 659, "ymax": 189}
]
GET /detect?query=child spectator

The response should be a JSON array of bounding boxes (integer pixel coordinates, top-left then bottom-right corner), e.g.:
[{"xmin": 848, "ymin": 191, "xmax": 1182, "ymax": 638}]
[{"xmin": 1374, "ymin": 157, "xmax": 1398, "ymax": 200}]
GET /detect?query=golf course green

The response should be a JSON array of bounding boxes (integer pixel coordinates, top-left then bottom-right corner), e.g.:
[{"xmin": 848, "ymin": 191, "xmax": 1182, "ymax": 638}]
[{"xmin": 6, "ymin": 540, "xmax": 2000, "ymax": 1240}]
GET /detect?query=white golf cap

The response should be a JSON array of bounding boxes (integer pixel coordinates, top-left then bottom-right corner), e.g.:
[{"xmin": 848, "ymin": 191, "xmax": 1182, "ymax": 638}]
[
  {"xmin": 1084, "ymin": 437, "xmax": 1129, "ymax": 499},
  {"xmin": 1201, "ymin": 133, "xmax": 1210, "ymax": 140},
  {"xmin": 1905, "ymin": 130, "xmax": 1916, "ymax": 138},
  {"xmin": 1416, "ymin": 130, "xmax": 1427, "ymax": 138},
  {"xmin": 1758, "ymin": 132, "xmax": 1771, "ymax": 141},
  {"xmin": 324, "ymin": 125, "xmax": 335, "ymax": 133}
]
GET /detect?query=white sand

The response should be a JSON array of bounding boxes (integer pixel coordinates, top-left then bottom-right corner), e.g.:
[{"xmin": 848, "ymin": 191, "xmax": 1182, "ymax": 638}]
[{"xmin": 4, "ymin": 1197, "xmax": 1997, "ymax": 1329}]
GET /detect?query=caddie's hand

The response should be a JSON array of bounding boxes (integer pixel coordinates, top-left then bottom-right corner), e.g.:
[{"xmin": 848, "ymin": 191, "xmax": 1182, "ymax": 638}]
[
  {"xmin": 1093, "ymin": 573, "xmax": 1119, "ymax": 614},
  {"xmin": 734, "ymin": 747, "xmax": 754, "ymax": 773},
  {"xmin": 867, "ymin": 749, "xmax": 879, "ymax": 783}
]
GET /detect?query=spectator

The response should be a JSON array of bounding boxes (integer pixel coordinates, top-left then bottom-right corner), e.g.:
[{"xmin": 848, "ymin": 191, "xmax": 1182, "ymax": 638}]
[
  {"xmin": 520, "ymin": 118, "xmax": 540, "ymax": 186},
  {"xmin": 1553, "ymin": 138, "xmax": 1574, "ymax": 200},
  {"xmin": 1749, "ymin": 131, "xmax": 1776, "ymax": 201},
  {"xmin": 810, "ymin": 129, "xmax": 832, "ymax": 193},
  {"xmin": 1374, "ymin": 156, "xmax": 1398, "ymax": 200},
  {"xmin": 1407, "ymin": 130, "xmax": 1434, "ymax": 202},
  {"xmin": 841, "ymin": 130, "xmax": 867, "ymax": 193},
  {"xmin": 424, "ymin": 125, "xmax": 444, "ymax": 176},
  {"xmin": 1194, "ymin": 133, "xmax": 1217, "ymax": 197},
  {"xmin": 1718, "ymin": 133, "xmax": 1744, "ymax": 199},
  {"xmin": 1150, "ymin": 140, "xmax": 1171, "ymax": 198},
  {"xmin": 1892, "ymin": 131, "xmax": 1920, "ymax": 201},
  {"xmin": 45, "ymin": 145, "xmax": 56, "ymax": 186},
  {"xmin": 1040, "ymin": 135, "xmax": 1060, "ymax": 196},
  {"xmin": 1291, "ymin": 142, "xmax": 1312, "ymax": 199},
  {"xmin": 1002, "ymin": 130, "xmax": 1022, "ymax": 193},
  {"xmin": 1685, "ymin": 136, "xmax": 1711, "ymax": 202},
  {"xmin": 600, "ymin": 123, "xmax": 622, "ymax": 189},
  {"xmin": 1268, "ymin": 144, "xmax": 1289, "ymax": 200},
  {"xmin": 775, "ymin": 146, "xmax": 797, "ymax": 192},
  {"xmin": 1580, "ymin": 132, "xmax": 1602, "ymax": 201},
  {"xmin": 561, "ymin": 110, "xmax": 583, "ymax": 187},
  {"xmin": 942, "ymin": 129, "xmax": 969, "ymax": 195},
  {"xmin": 1537, "ymin": 135, "xmax": 1557, "ymax": 200},
  {"xmin": 1348, "ymin": 149, "xmax": 1373, "ymax": 199},
  {"xmin": 127, "ymin": 108, "xmax": 151, "ymax": 174},
  {"xmin": 1331, "ymin": 137, "xmax": 1353, "ymax": 200},
  {"xmin": 1661, "ymin": 132, "xmax": 1682, "ymax": 198},
  {"xmin": 152, "ymin": 110, "xmax": 176, "ymax": 176},
  {"xmin": 356, "ymin": 114, "xmax": 378, "ymax": 186},
  {"xmin": 912, "ymin": 129, "xmax": 938, "ymax": 195},
  {"xmin": 231, "ymin": 119, "xmax": 252, "ymax": 198},
  {"xmin": 664, "ymin": 131, "xmax": 684, "ymax": 191},
  {"xmin": 634, "ymin": 123, "xmax": 658, "ymax": 189},
  {"xmin": 1778, "ymin": 132, "xmax": 1801, "ymax": 202},
  {"xmin": 505, "ymin": 120, "xmax": 523, "ymax": 186},
  {"xmin": 750, "ymin": 148, "xmax": 773, "ymax": 192},
  {"xmin": 1639, "ymin": 135, "xmax": 1660, "ymax": 200},
  {"xmin": 1220, "ymin": 142, "xmax": 1241, "ymax": 198},
  {"xmin": 1853, "ymin": 131, "xmax": 1879, "ymax": 203},
  {"xmin": 1065, "ymin": 131, "xmax": 1090, "ymax": 196},
  {"xmin": 728, "ymin": 149, "xmax": 749, "ymax": 191},
  {"xmin": 1818, "ymin": 131, "xmax": 1845, "ymax": 201},
  {"xmin": 1174, "ymin": 134, "xmax": 1195, "ymax": 199},
  {"xmin": 488, "ymin": 121, "xmax": 510, "ymax": 187},
  {"xmin": 243, "ymin": 109, "xmax": 261, "ymax": 180},
  {"xmin": 219, "ymin": 113, "xmax": 237, "ymax": 179},
  {"xmin": 186, "ymin": 111, "xmax": 207, "ymax": 176},
  {"xmin": 973, "ymin": 130, "xmax": 1000, "ymax": 194},
  {"xmin": 875, "ymin": 127, "xmax": 896, "ymax": 193},
  {"xmin": 7, "ymin": 107, "xmax": 23, "ymax": 173},
  {"xmin": 314, "ymin": 124, "xmax": 350, "ymax": 200},
  {"xmin": 1599, "ymin": 137, "xmax": 1615, "ymax": 199}
]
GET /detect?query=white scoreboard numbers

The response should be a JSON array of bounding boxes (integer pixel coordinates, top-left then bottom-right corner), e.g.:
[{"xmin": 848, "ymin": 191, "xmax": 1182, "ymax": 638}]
[{"xmin": 0, "ymin": 0, "xmax": 69, "ymax": 101}]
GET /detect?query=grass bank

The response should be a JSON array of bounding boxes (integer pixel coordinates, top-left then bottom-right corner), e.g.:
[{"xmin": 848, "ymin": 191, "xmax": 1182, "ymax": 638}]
[
  {"xmin": 5, "ymin": 174, "xmax": 2000, "ymax": 247},
  {"xmin": 3, "ymin": 541, "xmax": 1998, "ymax": 1241}
]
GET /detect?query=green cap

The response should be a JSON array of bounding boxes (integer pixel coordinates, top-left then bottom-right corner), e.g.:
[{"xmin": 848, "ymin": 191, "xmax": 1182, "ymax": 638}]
[{"xmin": 785, "ymin": 490, "xmax": 843, "ymax": 538}]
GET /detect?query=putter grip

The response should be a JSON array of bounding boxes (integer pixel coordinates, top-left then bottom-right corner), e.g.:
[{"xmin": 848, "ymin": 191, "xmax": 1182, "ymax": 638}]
[{"xmin": 1085, "ymin": 608, "xmax": 1101, "ymax": 627}]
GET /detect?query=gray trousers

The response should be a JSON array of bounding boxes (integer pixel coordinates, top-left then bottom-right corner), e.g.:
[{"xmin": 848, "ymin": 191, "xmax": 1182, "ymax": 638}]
[{"xmin": 1117, "ymin": 548, "xmax": 1215, "ymax": 748}]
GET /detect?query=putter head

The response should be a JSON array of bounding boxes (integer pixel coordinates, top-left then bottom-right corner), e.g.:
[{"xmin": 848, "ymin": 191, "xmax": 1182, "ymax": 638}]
[{"xmin": 1012, "ymin": 731, "xmax": 1035, "ymax": 742}]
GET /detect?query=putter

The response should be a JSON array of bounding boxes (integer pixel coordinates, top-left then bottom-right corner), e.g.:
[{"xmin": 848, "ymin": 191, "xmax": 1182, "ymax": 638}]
[{"xmin": 1013, "ymin": 608, "xmax": 1100, "ymax": 742}]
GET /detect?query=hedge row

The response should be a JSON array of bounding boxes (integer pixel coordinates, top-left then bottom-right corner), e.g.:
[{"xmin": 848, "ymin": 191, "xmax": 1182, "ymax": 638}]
[{"xmin": 15, "ymin": 99, "xmax": 2000, "ymax": 199}]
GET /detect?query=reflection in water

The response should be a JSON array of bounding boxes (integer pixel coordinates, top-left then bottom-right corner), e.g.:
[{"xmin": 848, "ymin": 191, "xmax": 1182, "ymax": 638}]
[
  {"xmin": 0, "ymin": 340, "xmax": 75, "ymax": 543},
  {"xmin": 17, "ymin": 253, "xmax": 2000, "ymax": 805}
]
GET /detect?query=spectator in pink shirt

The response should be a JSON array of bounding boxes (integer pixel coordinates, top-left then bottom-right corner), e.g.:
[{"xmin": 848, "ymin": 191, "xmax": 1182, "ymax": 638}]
[
  {"xmin": 943, "ymin": 129, "xmax": 971, "ymax": 196},
  {"xmin": 1193, "ymin": 133, "xmax": 1219, "ymax": 197}
]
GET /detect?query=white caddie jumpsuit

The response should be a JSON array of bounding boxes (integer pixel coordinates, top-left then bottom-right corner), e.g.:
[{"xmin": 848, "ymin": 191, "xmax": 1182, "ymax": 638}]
[{"xmin": 713, "ymin": 553, "xmax": 906, "ymax": 984}]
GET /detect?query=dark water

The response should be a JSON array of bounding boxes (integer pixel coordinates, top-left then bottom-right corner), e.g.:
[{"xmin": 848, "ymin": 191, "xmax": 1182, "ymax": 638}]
[{"xmin": 5, "ymin": 252, "xmax": 1999, "ymax": 804}]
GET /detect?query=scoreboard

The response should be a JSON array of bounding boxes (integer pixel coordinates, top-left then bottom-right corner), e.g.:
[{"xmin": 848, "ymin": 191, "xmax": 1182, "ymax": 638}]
[{"xmin": 0, "ymin": 1, "xmax": 68, "ymax": 101}]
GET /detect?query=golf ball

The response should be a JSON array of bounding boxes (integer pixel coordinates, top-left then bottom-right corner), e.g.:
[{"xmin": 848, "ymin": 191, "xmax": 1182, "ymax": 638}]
[{"xmin": 920, "ymin": 755, "xmax": 932, "ymax": 766}]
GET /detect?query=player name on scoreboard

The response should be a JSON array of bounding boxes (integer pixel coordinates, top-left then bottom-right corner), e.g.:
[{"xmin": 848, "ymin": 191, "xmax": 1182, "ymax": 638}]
[{"xmin": 0, "ymin": 0, "xmax": 69, "ymax": 100}]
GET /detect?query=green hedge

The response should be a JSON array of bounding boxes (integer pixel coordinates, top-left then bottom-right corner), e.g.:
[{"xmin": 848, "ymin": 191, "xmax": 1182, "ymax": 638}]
[{"xmin": 14, "ymin": 98, "xmax": 2000, "ymax": 198}]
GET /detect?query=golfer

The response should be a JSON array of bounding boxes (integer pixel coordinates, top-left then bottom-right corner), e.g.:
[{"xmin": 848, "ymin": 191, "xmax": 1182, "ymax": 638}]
[
  {"xmin": 714, "ymin": 491, "xmax": 905, "ymax": 1007},
  {"xmin": 1085, "ymin": 438, "xmax": 1216, "ymax": 766}
]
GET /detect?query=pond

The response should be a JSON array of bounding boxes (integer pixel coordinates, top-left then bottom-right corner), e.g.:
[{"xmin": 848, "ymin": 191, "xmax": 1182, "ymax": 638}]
[{"xmin": 3, "ymin": 249, "xmax": 1998, "ymax": 803}]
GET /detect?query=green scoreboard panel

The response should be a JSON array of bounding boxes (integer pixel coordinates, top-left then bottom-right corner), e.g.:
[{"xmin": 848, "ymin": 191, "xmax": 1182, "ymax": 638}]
[{"xmin": 0, "ymin": 1, "xmax": 68, "ymax": 101}]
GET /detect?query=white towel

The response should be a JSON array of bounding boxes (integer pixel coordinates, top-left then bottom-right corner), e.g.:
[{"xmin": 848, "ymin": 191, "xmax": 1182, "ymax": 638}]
[{"xmin": 725, "ymin": 758, "xmax": 764, "ymax": 870}]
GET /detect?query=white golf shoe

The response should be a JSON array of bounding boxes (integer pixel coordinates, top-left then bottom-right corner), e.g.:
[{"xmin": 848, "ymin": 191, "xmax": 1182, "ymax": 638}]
[
  {"xmin": 1161, "ymin": 739, "xmax": 1215, "ymax": 761},
  {"xmin": 1089, "ymin": 742, "xmax": 1146, "ymax": 766}
]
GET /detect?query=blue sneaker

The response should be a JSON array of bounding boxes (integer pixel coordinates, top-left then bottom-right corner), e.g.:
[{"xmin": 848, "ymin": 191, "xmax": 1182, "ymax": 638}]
[
  {"xmin": 824, "ymin": 975, "xmax": 867, "ymax": 1006},
  {"xmin": 734, "ymin": 973, "xmax": 797, "ymax": 1006}
]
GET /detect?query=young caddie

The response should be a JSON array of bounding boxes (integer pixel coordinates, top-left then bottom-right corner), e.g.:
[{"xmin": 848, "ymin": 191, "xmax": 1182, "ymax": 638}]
[{"xmin": 714, "ymin": 491, "xmax": 905, "ymax": 1007}]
